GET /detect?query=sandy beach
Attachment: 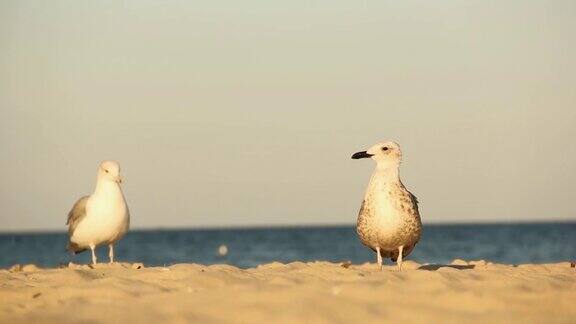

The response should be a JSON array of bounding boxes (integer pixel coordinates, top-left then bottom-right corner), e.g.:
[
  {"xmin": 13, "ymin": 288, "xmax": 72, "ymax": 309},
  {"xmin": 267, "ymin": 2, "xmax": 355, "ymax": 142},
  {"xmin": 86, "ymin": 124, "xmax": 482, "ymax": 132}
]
[{"xmin": 0, "ymin": 260, "xmax": 574, "ymax": 323}]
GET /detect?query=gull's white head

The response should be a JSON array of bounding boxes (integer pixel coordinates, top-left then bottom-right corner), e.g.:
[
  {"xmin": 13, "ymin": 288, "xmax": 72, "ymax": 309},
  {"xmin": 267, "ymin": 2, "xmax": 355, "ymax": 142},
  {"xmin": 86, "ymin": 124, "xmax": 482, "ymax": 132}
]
[
  {"xmin": 97, "ymin": 160, "xmax": 123, "ymax": 184},
  {"xmin": 351, "ymin": 141, "xmax": 402, "ymax": 168}
]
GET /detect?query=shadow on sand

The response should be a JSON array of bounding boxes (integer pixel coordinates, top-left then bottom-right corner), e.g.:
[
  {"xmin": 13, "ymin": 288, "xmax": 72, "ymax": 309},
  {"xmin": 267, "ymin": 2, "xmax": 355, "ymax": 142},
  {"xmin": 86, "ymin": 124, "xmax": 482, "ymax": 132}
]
[{"xmin": 418, "ymin": 264, "xmax": 475, "ymax": 271}]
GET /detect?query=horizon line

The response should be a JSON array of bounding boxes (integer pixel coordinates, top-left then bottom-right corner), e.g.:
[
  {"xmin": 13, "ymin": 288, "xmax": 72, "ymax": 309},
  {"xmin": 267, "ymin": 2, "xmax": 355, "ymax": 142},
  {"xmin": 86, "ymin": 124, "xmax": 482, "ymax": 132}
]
[{"xmin": 1, "ymin": 218, "xmax": 574, "ymax": 235}]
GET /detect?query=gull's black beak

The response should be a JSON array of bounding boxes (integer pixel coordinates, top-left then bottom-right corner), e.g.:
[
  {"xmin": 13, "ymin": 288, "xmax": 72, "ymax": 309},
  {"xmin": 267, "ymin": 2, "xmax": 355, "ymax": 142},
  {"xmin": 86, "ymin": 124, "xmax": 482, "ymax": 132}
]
[{"xmin": 351, "ymin": 151, "xmax": 373, "ymax": 159}]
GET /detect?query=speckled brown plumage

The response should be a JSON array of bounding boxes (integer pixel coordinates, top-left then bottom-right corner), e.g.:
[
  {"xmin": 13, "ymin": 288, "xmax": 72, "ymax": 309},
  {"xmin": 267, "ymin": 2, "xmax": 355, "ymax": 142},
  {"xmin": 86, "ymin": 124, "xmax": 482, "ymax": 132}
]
[
  {"xmin": 356, "ymin": 181, "xmax": 422, "ymax": 261},
  {"xmin": 352, "ymin": 141, "xmax": 423, "ymax": 270}
]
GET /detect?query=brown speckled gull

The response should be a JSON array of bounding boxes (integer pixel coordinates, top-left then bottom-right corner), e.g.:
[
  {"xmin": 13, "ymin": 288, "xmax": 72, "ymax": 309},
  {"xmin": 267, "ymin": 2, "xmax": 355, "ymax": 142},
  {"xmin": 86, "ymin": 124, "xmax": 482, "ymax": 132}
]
[{"xmin": 352, "ymin": 141, "xmax": 422, "ymax": 271}]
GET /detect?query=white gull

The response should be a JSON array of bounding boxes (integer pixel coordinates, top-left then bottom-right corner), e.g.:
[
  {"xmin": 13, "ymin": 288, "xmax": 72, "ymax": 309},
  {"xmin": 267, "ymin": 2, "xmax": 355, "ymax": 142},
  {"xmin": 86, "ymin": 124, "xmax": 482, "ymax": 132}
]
[{"xmin": 66, "ymin": 160, "xmax": 130, "ymax": 264}]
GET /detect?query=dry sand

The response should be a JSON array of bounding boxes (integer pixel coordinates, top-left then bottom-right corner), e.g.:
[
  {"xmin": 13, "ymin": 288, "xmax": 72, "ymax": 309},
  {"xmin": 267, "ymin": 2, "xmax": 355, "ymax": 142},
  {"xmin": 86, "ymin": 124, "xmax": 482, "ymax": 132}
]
[{"xmin": 1, "ymin": 260, "xmax": 574, "ymax": 323}]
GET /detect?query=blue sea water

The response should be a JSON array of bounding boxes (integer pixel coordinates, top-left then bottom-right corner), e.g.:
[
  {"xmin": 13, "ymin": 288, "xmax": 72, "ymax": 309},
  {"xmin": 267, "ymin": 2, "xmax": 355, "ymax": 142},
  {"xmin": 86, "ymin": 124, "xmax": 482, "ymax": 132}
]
[{"xmin": 0, "ymin": 222, "xmax": 574, "ymax": 269}]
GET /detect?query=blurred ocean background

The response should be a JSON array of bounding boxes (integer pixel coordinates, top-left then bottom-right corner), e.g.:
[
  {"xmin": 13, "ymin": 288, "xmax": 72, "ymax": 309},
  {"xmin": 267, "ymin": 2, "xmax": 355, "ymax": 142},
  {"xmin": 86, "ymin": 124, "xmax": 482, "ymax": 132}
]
[{"xmin": 1, "ymin": 222, "xmax": 574, "ymax": 269}]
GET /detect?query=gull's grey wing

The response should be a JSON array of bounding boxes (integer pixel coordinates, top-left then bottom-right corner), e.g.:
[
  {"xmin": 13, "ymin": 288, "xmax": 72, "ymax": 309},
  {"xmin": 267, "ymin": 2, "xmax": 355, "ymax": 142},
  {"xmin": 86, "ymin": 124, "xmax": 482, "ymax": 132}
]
[
  {"xmin": 66, "ymin": 196, "xmax": 89, "ymax": 237},
  {"xmin": 66, "ymin": 195, "xmax": 89, "ymax": 253}
]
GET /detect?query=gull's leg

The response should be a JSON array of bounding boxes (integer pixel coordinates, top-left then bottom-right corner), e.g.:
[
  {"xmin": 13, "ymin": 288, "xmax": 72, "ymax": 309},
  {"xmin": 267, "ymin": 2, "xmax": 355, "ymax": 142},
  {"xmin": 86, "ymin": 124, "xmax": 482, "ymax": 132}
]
[
  {"xmin": 376, "ymin": 247, "xmax": 383, "ymax": 271},
  {"xmin": 108, "ymin": 244, "xmax": 114, "ymax": 263},
  {"xmin": 90, "ymin": 244, "xmax": 97, "ymax": 265},
  {"xmin": 397, "ymin": 245, "xmax": 404, "ymax": 271}
]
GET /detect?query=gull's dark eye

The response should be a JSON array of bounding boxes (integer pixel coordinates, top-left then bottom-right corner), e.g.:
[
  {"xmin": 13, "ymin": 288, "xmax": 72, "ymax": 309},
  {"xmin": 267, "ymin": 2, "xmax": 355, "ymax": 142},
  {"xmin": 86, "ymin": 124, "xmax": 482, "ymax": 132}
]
[
  {"xmin": 382, "ymin": 147, "xmax": 389, "ymax": 151},
  {"xmin": 105, "ymin": 169, "xmax": 109, "ymax": 173}
]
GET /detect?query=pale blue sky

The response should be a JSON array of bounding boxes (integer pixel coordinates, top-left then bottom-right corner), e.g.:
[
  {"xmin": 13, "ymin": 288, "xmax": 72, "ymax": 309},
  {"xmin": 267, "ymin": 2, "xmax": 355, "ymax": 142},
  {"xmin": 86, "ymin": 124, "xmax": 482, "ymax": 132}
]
[{"xmin": 1, "ymin": 0, "xmax": 575, "ymax": 230}]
